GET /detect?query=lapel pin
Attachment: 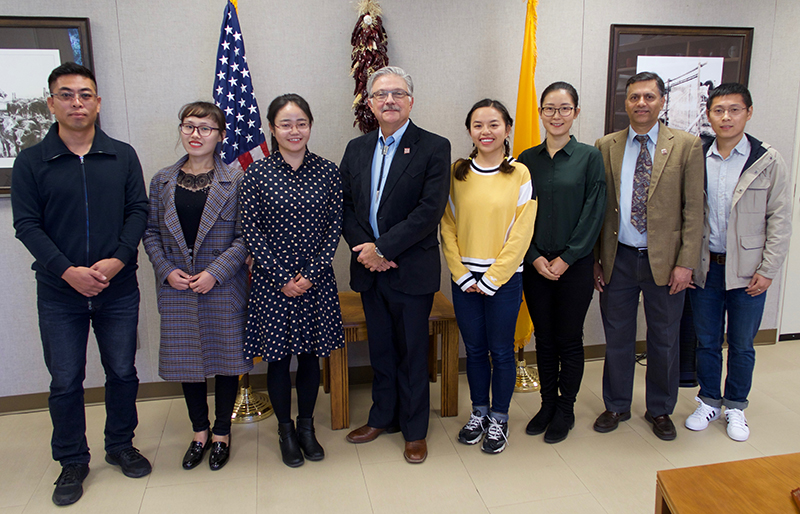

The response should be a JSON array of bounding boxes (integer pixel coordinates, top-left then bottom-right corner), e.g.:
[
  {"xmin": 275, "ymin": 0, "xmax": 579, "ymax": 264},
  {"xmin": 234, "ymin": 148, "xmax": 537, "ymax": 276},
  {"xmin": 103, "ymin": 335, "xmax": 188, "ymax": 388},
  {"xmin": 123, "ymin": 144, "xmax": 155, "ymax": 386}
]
[
  {"xmin": 661, "ymin": 148, "xmax": 668, "ymax": 155},
  {"xmin": 404, "ymin": 147, "xmax": 410, "ymax": 154}
]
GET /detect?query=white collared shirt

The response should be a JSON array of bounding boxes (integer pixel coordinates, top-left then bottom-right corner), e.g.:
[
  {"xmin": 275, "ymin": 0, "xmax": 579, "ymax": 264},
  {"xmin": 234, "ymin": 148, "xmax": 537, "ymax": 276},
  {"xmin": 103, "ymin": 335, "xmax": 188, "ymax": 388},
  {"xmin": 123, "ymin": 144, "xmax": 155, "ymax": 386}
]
[
  {"xmin": 706, "ymin": 135, "xmax": 751, "ymax": 253},
  {"xmin": 618, "ymin": 123, "xmax": 659, "ymax": 248}
]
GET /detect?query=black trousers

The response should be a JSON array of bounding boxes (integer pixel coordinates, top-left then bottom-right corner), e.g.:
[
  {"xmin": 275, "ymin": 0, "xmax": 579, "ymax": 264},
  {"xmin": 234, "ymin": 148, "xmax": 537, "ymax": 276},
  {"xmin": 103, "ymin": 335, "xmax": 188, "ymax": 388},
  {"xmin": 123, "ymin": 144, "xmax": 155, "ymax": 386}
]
[
  {"xmin": 361, "ymin": 273, "xmax": 434, "ymax": 442},
  {"xmin": 523, "ymin": 253, "xmax": 595, "ymax": 412},
  {"xmin": 182, "ymin": 375, "xmax": 239, "ymax": 436}
]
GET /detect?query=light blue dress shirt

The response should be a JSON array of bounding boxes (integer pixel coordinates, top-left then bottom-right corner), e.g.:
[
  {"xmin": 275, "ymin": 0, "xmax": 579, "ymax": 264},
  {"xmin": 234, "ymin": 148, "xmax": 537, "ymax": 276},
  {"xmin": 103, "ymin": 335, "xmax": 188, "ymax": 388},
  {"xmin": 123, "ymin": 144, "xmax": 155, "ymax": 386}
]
[
  {"xmin": 369, "ymin": 119, "xmax": 410, "ymax": 239},
  {"xmin": 618, "ymin": 123, "xmax": 659, "ymax": 249},
  {"xmin": 706, "ymin": 135, "xmax": 750, "ymax": 253}
]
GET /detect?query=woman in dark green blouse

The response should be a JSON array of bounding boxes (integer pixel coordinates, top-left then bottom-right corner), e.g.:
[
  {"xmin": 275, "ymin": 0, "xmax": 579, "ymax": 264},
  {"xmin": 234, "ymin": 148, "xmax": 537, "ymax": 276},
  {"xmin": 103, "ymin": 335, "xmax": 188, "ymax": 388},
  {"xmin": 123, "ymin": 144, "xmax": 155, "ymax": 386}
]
[{"xmin": 517, "ymin": 82, "xmax": 606, "ymax": 444}]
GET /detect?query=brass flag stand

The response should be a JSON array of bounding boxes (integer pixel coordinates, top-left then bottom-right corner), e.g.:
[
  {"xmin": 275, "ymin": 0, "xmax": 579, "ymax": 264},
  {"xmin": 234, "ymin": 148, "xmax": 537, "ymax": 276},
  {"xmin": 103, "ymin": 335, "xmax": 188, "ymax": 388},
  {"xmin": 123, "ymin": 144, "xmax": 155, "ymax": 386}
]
[
  {"xmin": 515, "ymin": 347, "xmax": 540, "ymax": 392},
  {"xmin": 231, "ymin": 373, "xmax": 273, "ymax": 424}
]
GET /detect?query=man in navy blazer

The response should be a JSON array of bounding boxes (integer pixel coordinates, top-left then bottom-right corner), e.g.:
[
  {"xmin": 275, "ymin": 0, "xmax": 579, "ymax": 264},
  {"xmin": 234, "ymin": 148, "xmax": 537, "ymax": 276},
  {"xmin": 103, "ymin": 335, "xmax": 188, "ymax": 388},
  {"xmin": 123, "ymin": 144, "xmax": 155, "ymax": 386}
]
[{"xmin": 340, "ymin": 66, "xmax": 450, "ymax": 463}]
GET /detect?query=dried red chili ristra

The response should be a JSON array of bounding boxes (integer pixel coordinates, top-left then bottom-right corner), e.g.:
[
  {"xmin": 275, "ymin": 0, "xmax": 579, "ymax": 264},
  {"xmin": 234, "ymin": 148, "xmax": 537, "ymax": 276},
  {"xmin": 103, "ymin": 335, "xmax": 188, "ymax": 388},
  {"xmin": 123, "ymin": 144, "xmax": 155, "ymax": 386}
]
[{"xmin": 350, "ymin": 0, "xmax": 389, "ymax": 134}]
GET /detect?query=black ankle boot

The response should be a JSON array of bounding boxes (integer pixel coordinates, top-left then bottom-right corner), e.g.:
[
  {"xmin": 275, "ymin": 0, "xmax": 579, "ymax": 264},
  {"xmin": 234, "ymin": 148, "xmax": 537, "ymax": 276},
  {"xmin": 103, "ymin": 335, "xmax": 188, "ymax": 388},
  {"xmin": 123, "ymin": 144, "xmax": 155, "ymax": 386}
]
[
  {"xmin": 544, "ymin": 407, "xmax": 575, "ymax": 444},
  {"xmin": 296, "ymin": 417, "xmax": 324, "ymax": 461},
  {"xmin": 526, "ymin": 403, "xmax": 556, "ymax": 435},
  {"xmin": 278, "ymin": 421, "xmax": 304, "ymax": 468}
]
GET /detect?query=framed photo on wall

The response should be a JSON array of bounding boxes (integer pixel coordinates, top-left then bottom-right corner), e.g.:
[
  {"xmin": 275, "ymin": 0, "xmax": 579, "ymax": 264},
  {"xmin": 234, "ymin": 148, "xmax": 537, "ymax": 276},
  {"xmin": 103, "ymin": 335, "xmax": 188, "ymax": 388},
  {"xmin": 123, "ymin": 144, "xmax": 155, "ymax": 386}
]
[
  {"xmin": 605, "ymin": 24, "xmax": 754, "ymax": 136},
  {"xmin": 0, "ymin": 16, "xmax": 94, "ymax": 195}
]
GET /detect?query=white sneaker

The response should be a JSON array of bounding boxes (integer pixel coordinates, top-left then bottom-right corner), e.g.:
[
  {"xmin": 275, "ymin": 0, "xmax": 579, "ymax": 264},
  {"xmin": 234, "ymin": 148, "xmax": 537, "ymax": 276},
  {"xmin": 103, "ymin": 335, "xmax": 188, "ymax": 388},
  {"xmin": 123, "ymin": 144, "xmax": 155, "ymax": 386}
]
[
  {"xmin": 685, "ymin": 397, "xmax": 721, "ymax": 431},
  {"xmin": 725, "ymin": 408, "xmax": 750, "ymax": 441}
]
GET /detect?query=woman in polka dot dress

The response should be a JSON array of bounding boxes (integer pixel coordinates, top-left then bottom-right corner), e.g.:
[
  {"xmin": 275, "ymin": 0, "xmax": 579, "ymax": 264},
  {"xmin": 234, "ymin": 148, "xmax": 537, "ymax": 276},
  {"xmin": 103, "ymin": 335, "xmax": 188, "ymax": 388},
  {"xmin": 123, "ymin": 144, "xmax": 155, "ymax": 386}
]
[{"xmin": 241, "ymin": 94, "xmax": 344, "ymax": 468}]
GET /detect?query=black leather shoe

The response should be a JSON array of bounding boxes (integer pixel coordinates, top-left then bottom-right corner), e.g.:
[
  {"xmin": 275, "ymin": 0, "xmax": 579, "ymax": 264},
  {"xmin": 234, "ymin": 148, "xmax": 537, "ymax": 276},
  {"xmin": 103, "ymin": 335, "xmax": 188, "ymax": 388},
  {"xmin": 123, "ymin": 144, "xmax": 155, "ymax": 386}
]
[
  {"xmin": 182, "ymin": 438, "xmax": 209, "ymax": 470},
  {"xmin": 526, "ymin": 404, "xmax": 556, "ymax": 436},
  {"xmin": 208, "ymin": 435, "xmax": 231, "ymax": 471},
  {"xmin": 593, "ymin": 410, "xmax": 631, "ymax": 433},
  {"xmin": 296, "ymin": 417, "xmax": 324, "ymax": 461},
  {"xmin": 645, "ymin": 412, "xmax": 677, "ymax": 441},
  {"xmin": 544, "ymin": 409, "xmax": 575, "ymax": 444},
  {"xmin": 52, "ymin": 463, "xmax": 89, "ymax": 506},
  {"xmin": 278, "ymin": 421, "xmax": 304, "ymax": 468}
]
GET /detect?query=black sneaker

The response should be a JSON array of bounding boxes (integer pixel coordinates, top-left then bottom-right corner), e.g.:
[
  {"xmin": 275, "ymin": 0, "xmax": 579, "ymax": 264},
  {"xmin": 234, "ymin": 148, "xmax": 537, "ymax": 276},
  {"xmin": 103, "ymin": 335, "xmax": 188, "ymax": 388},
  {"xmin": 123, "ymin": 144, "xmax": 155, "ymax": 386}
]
[
  {"xmin": 481, "ymin": 416, "xmax": 509, "ymax": 454},
  {"xmin": 457, "ymin": 410, "xmax": 488, "ymax": 445},
  {"xmin": 105, "ymin": 447, "xmax": 152, "ymax": 478},
  {"xmin": 52, "ymin": 463, "xmax": 89, "ymax": 506}
]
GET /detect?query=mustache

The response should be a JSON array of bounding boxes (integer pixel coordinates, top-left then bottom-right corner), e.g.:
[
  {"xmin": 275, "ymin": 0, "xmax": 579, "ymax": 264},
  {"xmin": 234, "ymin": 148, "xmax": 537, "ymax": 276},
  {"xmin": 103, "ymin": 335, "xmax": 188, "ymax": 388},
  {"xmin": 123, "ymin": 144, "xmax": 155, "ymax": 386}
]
[{"xmin": 381, "ymin": 105, "xmax": 401, "ymax": 112}]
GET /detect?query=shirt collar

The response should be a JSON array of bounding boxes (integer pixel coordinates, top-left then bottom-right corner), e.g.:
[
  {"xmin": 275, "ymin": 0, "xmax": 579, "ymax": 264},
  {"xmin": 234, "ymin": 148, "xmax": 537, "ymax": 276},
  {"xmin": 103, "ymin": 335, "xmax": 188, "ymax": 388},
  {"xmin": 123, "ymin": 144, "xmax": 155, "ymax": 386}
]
[
  {"xmin": 707, "ymin": 134, "xmax": 751, "ymax": 159},
  {"xmin": 627, "ymin": 122, "xmax": 659, "ymax": 146},
  {"xmin": 378, "ymin": 119, "xmax": 411, "ymax": 146},
  {"xmin": 534, "ymin": 135, "xmax": 577, "ymax": 156}
]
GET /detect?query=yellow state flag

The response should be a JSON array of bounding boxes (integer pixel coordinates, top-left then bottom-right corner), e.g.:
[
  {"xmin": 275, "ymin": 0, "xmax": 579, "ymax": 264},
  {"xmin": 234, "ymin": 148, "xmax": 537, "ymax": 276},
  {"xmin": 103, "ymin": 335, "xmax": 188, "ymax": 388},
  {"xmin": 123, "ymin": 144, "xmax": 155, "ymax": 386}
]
[{"xmin": 513, "ymin": 0, "xmax": 540, "ymax": 352}]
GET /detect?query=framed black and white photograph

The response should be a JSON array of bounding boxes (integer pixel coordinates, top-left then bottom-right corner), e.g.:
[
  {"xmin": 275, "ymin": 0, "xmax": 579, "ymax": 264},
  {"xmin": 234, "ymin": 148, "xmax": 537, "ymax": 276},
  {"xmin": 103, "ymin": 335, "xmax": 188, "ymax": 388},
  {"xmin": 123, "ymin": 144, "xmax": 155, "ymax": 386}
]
[
  {"xmin": 605, "ymin": 24, "xmax": 754, "ymax": 136},
  {"xmin": 0, "ymin": 16, "xmax": 93, "ymax": 195}
]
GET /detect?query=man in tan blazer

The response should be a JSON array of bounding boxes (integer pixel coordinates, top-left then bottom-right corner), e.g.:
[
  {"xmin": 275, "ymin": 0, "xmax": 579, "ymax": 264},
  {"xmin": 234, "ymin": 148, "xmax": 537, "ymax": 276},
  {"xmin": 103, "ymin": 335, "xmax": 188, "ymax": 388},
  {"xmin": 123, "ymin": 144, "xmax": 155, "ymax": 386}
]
[{"xmin": 592, "ymin": 72, "xmax": 704, "ymax": 441}]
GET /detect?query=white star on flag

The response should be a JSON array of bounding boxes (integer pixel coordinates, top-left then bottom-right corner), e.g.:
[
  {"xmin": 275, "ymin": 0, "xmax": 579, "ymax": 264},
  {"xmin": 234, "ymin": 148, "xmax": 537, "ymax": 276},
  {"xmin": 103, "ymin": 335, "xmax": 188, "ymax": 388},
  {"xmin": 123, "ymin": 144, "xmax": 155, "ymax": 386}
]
[{"xmin": 212, "ymin": 0, "xmax": 269, "ymax": 171}]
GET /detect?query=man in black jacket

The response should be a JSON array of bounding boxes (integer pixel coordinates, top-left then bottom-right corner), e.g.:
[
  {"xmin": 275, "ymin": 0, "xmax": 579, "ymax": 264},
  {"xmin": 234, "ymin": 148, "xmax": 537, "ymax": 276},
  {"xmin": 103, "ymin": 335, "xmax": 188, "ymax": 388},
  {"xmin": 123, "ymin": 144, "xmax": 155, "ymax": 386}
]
[
  {"xmin": 11, "ymin": 62, "xmax": 150, "ymax": 506},
  {"xmin": 340, "ymin": 66, "xmax": 450, "ymax": 464}
]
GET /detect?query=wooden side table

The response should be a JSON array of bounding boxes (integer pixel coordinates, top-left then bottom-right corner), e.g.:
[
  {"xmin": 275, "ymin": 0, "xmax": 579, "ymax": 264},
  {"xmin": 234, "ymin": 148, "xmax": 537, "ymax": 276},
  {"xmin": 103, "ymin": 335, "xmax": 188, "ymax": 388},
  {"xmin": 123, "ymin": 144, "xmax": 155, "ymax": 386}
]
[
  {"xmin": 655, "ymin": 452, "xmax": 800, "ymax": 513},
  {"xmin": 322, "ymin": 291, "xmax": 459, "ymax": 430}
]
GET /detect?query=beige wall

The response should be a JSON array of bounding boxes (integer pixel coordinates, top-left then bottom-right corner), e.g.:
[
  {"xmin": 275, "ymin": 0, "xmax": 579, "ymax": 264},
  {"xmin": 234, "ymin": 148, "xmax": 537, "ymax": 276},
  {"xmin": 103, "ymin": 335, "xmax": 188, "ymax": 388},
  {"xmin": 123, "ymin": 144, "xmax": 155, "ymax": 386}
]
[{"xmin": 1, "ymin": 0, "xmax": 797, "ymax": 396}]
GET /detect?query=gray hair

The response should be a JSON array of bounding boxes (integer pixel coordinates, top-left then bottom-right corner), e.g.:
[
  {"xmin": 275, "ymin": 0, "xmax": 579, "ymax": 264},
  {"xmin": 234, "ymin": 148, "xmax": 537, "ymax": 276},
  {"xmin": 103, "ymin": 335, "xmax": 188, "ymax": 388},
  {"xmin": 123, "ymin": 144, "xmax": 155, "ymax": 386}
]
[{"xmin": 366, "ymin": 66, "xmax": 414, "ymax": 97}]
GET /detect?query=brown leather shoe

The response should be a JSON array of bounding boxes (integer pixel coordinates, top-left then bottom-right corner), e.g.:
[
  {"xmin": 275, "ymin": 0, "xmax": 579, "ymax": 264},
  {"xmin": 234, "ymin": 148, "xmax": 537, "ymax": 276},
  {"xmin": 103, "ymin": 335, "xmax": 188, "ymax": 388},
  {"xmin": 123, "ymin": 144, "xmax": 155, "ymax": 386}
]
[
  {"xmin": 346, "ymin": 424, "xmax": 385, "ymax": 444},
  {"xmin": 403, "ymin": 439, "xmax": 427, "ymax": 464},
  {"xmin": 593, "ymin": 410, "xmax": 631, "ymax": 433},
  {"xmin": 645, "ymin": 412, "xmax": 677, "ymax": 441}
]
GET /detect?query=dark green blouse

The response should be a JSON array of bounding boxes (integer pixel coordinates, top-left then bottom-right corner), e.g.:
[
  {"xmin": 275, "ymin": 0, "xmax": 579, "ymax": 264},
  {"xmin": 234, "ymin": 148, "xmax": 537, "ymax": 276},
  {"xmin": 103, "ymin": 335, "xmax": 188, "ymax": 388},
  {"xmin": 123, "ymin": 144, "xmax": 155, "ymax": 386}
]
[{"xmin": 517, "ymin": 136, "xmax": 606, "ymax": 265}]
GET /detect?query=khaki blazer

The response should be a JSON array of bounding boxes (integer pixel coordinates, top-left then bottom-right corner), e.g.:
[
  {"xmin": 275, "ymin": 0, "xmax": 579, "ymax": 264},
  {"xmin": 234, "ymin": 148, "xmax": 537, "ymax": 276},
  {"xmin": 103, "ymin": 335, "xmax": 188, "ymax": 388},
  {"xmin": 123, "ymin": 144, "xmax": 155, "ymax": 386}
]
[{"xmin": 594, "ymin": 121, "xmax": 704, "ymax": 286}]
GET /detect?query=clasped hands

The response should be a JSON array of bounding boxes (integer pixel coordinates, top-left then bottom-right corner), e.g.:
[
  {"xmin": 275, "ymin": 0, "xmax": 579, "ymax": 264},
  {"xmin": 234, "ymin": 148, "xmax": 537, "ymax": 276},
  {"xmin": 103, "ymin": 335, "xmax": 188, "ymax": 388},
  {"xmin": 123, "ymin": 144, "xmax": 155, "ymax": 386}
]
[
  {"xmin": 534, "ymin": 256, "xmax": 569, "ymax": 281},
  {"xmin": 167, "ymin": 269, "xmax": 218, "ymax": 294},
  {"xmin": 61, "ymin": 258, "xmax": 124, "ymax": 297},
  {"xmin": 353, "ymin": 242, "xmax": 398, "ymax": 272}
]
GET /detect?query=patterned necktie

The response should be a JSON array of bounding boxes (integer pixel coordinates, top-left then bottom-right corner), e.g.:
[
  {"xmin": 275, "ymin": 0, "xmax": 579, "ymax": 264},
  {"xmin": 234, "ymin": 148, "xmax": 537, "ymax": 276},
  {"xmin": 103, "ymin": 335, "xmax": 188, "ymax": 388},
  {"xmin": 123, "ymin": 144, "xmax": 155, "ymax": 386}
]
[{"xmin": 631, "ymin": 135, "xmax": 652, "ymax": 234}]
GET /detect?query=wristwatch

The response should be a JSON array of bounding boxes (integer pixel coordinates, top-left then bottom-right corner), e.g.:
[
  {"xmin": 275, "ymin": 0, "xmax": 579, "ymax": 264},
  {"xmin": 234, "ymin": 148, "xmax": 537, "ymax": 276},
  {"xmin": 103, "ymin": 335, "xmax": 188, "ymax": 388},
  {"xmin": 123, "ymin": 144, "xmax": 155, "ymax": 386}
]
[{"xmin": 374, "ymin": 246, "xmax": 385, "ymax": 259}]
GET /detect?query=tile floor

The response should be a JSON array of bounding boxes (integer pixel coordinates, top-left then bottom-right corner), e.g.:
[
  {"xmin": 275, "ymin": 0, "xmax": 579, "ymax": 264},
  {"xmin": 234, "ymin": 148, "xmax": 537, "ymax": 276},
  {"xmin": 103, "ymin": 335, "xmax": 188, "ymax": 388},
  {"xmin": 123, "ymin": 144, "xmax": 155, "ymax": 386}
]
[{"xmin": 2, "ymin": 341, "xmax": 800, "ymax": 513}]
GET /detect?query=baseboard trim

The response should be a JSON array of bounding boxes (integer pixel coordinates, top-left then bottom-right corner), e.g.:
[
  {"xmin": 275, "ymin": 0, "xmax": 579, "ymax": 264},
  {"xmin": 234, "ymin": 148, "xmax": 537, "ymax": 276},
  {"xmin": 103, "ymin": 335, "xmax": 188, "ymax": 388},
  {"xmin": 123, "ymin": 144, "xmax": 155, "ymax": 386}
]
[{"xmin": 0, "ymin": 330, "xmax": 782, "ymax": 415}]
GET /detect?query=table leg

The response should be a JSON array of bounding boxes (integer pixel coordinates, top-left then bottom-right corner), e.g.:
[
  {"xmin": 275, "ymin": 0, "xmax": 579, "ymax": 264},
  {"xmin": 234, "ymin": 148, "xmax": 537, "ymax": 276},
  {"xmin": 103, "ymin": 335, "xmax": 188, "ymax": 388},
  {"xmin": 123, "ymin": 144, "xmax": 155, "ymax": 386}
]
[
  {"xmin": 655, "ymin": 482, "xmax": 671, "ymax": 514},
  {"xmin": 328, "ymin": 345, "xmax": 349, "ymax": 430},
  {"xmin": 440, "ymin": 319, "xmax": 459, "ymax": 417},
  {"xmin": 428, "ymin": 332, "xmax": 438, "ymax": 383}
]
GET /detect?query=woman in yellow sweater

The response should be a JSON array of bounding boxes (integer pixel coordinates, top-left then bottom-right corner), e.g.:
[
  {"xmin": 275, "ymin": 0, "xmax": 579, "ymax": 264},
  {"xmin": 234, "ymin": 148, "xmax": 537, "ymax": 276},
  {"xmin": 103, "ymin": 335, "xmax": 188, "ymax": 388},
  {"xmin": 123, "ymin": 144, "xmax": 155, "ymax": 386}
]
[{"xmin": 440, "ymin": 99, "xmax": 536, "ymax": 454}]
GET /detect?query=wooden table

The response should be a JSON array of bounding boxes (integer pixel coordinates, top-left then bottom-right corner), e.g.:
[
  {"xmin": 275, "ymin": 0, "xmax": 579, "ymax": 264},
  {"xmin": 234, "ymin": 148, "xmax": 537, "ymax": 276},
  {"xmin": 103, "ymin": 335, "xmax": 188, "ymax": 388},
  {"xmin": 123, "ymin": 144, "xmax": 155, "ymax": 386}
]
[
  {"xmin": 656, "ymin": 453, "xmax": 800, "ymax": 513},
  {"xmin": 322, "ymin": 291, "xmax": 459, "ymax": 430}
]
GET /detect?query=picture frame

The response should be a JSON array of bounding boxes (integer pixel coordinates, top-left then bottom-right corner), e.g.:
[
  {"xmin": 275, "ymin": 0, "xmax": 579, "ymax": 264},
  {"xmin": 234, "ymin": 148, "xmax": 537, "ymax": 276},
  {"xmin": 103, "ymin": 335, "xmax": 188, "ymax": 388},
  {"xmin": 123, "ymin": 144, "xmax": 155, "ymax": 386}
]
[
  {"xmin": 0, "ymin": 16, "xmax": 94, "ymax": 195},
  {"xmin": 605, "ymin": 24, "xmax": 754, "ymax": 135}
]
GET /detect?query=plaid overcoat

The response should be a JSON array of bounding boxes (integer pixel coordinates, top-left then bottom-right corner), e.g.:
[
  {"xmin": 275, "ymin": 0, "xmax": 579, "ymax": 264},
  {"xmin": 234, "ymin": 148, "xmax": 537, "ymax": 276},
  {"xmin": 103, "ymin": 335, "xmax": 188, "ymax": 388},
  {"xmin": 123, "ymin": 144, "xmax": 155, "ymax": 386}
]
[{"xmin": 143, "ymin": 155, "xmax": 253, "ymax": 381}]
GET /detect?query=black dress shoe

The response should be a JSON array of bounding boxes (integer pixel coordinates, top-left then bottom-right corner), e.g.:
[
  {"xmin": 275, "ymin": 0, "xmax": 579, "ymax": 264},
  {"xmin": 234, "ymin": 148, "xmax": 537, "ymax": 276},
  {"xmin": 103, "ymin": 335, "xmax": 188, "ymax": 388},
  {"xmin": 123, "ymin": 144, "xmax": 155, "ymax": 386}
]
[
  {"xmin": 645, "ymin": 412, "xmax": 677, "ymax": 441},
  {"xmin": 278, "ymin": 421, "xmax": 304, "ymax": 468},
  {"xmin": 208, "ymin": 435, "xmax": 231, "ymax": 471},
  {"xmin": 593, "ymin": 410, "xmax": 631, "ymax": 433},
  {"xmin": 296, "ymin": 417, "xmax": 324, "ymax": 461},
  {"xmin": 182, "ymin": 440, "xmax": 209, "ymax": 470}
]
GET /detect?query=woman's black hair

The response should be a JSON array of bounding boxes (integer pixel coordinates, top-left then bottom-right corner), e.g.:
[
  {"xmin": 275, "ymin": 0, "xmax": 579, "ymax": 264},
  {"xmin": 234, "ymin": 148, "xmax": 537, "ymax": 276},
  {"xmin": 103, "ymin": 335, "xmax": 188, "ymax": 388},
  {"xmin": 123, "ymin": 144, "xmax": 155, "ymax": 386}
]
[
  {"xmin": 266, "ymin": 93, "xmax": 314, "ymax": 152},
  {"xmin": 453, "ymin": 98, "xmax": 514, "ymax": 181},
  {"xmin": 539, "ymin": 81, "xmax": 579, "ymax": 107}
]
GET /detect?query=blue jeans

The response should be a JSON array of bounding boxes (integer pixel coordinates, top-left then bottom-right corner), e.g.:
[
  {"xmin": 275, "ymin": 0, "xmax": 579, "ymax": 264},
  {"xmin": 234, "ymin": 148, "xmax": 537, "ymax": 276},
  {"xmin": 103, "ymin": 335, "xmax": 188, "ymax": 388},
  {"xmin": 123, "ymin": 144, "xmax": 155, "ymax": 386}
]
[
  {"xmin": 38, "ymin": 289, "xmax": 141, "ymax": 465},
  {"xmin": 690, "ymin": 262, "xmax": 766, "ymax": 410},
  {"xmin": 451, "ymin": 273, "xmax": 522, "ymax": 415}
]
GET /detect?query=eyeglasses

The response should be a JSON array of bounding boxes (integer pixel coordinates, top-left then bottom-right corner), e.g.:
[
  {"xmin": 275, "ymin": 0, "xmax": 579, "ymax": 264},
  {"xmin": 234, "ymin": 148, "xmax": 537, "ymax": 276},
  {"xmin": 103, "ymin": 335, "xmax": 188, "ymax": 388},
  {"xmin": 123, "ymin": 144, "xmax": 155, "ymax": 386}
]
[
  {"xmin": 370, "ymin": 89, "xmax": 410, "ymax": 101},
  {"xmin": 179, "ymin": 124, "xmax": 221, "ymax": 136},
  {"xmin": 275, "ymin": 121, "xmax": 310, "ymax": 131},
  {"xmin": 541, "ymin": 106, "xmax": 575, "ymax": 117},
  {"xmin": 50, "ymin": 91, "xmax": 97, "ymax": 103},
  {"xmin": 709, "ymin": 106, "xmax": 746, "ymax": 117}
]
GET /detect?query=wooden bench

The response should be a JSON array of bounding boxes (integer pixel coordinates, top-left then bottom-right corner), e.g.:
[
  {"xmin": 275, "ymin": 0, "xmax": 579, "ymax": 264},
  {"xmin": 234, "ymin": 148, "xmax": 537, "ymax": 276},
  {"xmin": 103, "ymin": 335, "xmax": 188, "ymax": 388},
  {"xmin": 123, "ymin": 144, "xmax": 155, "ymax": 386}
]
[
  {"xmin": 655, "ymin": 452, "xmax": 800, "ymax": 513},
  {"xmin": 322, "ymin": 291, "xmax": 459, "ymax": 430}
]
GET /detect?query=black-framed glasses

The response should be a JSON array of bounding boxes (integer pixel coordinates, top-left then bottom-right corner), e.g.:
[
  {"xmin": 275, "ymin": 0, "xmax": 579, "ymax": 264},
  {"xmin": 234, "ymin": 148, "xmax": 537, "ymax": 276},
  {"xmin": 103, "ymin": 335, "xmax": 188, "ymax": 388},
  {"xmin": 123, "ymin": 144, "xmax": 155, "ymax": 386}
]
[
  {"xmin": 541, "ymin": 106, "xmax": 575, "ymax": 117},
  {"xmin": 50, "ymin": 91, "xmax": 97, "ymax": 102},
  {"xmin": 179, "ymin": 124, "xmax": 221, "ymax": 137},
  {"xmin": 370, "ymin": 89, "xmax": 410, "ymax": 101}
]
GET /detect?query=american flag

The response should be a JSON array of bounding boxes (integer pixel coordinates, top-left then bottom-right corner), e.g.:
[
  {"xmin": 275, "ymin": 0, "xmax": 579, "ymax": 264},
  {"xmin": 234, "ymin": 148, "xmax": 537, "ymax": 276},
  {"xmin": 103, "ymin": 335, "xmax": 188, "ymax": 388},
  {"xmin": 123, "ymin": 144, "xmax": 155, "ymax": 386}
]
[{"xmin": 213, "ymin": 0, "xmax": 269, "ymax": 171}]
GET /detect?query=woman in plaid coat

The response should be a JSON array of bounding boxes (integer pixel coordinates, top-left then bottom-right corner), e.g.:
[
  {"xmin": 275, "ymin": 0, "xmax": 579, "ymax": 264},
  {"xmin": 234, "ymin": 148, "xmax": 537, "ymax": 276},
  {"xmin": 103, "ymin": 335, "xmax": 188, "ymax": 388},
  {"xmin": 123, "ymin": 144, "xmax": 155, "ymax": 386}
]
[{"xmin": 143, "ymin": 102, "xmax": 251, "ymax": 472}]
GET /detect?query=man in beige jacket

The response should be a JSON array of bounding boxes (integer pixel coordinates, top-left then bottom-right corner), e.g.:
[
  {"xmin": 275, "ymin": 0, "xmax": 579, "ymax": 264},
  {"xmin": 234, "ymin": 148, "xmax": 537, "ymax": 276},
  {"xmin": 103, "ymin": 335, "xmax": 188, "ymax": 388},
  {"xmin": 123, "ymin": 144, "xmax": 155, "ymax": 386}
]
[
  {"xmin": 593, "ymin": 72, "xmax": 704, "ymax": 441},
  {"xmin": 684, "ymin": 83, "xmax": 792, "ymax": 442}
]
